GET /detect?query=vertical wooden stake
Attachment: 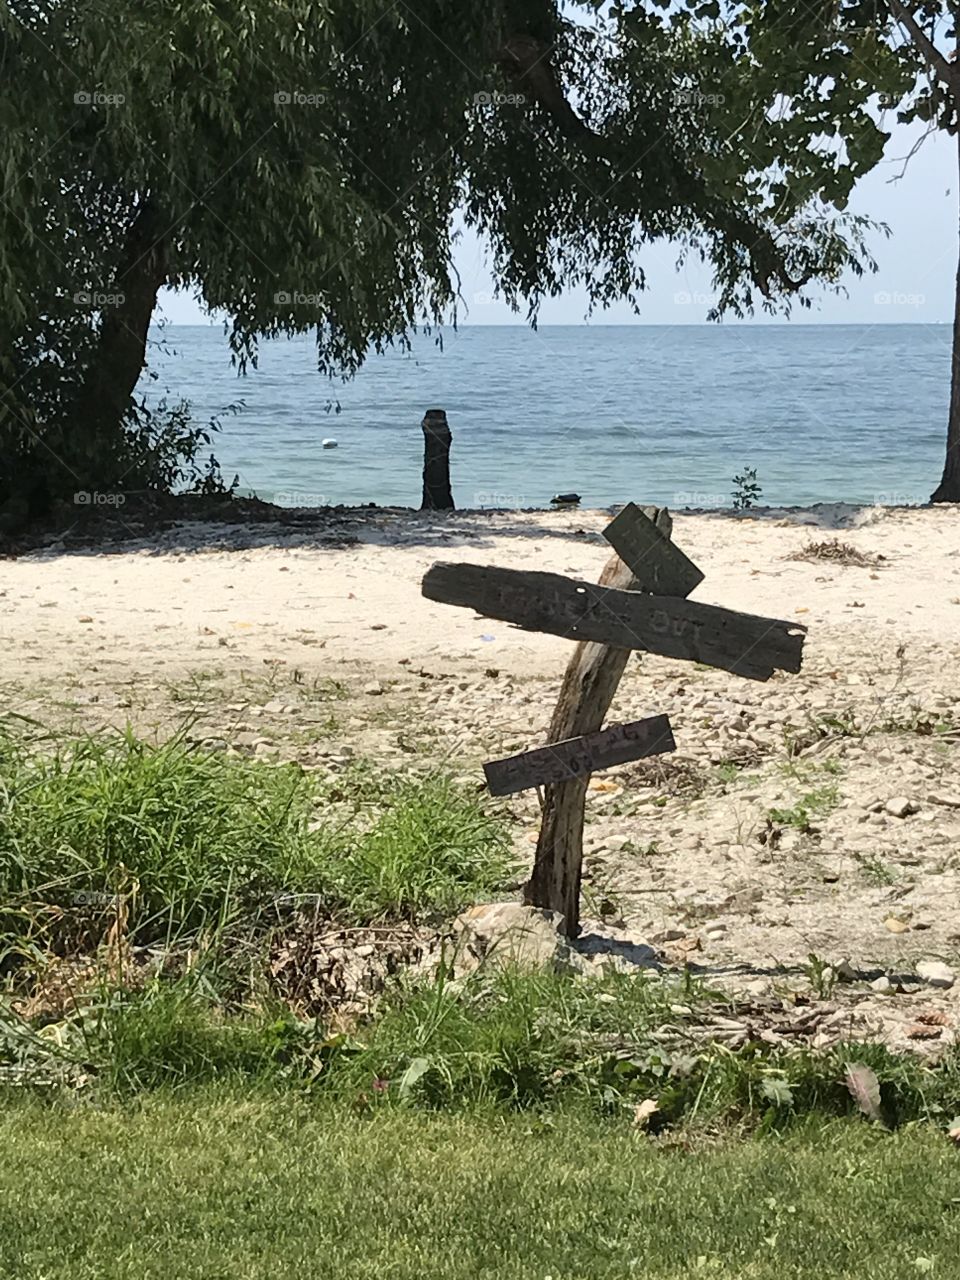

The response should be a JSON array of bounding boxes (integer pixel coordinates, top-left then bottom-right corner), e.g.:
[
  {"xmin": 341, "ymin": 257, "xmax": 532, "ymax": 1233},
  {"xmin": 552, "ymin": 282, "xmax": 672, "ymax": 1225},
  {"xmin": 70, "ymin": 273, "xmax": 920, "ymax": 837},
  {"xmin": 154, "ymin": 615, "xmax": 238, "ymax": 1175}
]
[
  {"xmin": 524, "ymin": 506, "xmax": 688, "ymax": 937},
  {"xmin": 420, "ymin": 408, "xmax": 454, "ymax": 510}
]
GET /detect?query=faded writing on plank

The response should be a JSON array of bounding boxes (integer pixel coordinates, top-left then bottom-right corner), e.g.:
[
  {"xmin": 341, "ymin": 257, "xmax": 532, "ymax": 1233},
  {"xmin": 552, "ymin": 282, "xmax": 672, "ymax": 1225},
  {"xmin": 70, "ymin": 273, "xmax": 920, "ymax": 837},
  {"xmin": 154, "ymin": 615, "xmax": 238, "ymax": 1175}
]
[{"xmin": 484, "ymin": 714, "xmax": 675, "ymax": 796}]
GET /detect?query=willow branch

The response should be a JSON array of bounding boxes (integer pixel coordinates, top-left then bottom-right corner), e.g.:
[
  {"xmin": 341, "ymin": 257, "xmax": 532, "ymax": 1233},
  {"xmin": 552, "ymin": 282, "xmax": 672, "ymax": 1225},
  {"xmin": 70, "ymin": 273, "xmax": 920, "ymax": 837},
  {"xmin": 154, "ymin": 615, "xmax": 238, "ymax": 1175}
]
[{"xmin": 499, "ymin": 34, "xmax": 812, "ymax": 298}]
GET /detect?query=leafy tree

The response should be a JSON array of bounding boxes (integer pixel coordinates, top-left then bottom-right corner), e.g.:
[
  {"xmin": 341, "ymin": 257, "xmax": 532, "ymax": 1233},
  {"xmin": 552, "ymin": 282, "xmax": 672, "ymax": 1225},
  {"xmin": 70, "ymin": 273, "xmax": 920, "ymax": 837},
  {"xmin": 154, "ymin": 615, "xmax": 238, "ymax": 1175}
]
[
  {"xmin": 0, "ymin": 0, "xmax": 901, "ymax": 525},
  {"xmin": 883, "ymin": 1, "xmax": 960, "ymax": 502},
  {"xmin": 713, "ymin": 2, "xmax": 958, "ymax": 501}
]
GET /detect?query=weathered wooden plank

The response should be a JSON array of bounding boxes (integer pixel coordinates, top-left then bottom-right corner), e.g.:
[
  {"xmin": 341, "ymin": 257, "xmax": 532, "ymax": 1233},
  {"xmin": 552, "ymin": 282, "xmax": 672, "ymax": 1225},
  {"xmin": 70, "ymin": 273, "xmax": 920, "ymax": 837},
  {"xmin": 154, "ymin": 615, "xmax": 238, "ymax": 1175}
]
[
  {"xmin": 484, "ymin": 714, "xmax": 675, "ymax": 796},
  {"xmin": 603, "ymin": 503, "xmax": 705, "ymax": 598},
  {"xmin": 524, "ymin": 507, "xmax": 676, "ymax": 936},
  {"xmin": 422, "ymin": 563, "xmax": 806, "ymax": 681}
]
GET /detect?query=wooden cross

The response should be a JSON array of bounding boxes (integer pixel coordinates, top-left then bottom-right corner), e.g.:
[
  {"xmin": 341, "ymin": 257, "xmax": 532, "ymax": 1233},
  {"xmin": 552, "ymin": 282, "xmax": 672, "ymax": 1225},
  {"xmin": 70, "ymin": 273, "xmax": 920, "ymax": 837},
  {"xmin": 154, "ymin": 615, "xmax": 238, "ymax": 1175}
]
[{"xmin": 422, "ymin": 504, "xmax": 807, "ymax": 937}]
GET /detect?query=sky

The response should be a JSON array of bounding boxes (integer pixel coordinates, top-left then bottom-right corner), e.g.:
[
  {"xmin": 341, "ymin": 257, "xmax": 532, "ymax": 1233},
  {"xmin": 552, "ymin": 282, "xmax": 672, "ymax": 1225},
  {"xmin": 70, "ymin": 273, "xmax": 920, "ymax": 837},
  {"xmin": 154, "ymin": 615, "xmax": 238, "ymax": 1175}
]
[{"xmin": 159, "ymin": 119, "xmax": 955, "ymax": 328}]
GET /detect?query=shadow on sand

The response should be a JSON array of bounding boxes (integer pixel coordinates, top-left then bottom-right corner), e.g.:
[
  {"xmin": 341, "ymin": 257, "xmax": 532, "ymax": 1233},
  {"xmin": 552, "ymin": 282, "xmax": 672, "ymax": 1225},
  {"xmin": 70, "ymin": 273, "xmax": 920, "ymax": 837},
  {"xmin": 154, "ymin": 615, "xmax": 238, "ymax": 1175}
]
[{"xmin": 5, "ymin": 494, "xmax": 928, "ymax": 560}]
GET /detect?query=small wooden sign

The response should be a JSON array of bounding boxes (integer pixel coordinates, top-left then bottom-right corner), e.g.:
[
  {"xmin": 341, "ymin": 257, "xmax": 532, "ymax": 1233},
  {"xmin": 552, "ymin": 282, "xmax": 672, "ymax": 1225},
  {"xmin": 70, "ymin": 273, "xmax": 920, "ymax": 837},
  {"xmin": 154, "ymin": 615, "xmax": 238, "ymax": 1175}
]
[
  {"xmin": 422, "ymin": 562, "xmax": 806, "ymax": 681},
  {"xmin": 603, "ymin": 503, "xmax": 705, "ymax": 598},
  {"xmin": 483, "ymin": 714, "xmax": 675, "ymax": 796}
]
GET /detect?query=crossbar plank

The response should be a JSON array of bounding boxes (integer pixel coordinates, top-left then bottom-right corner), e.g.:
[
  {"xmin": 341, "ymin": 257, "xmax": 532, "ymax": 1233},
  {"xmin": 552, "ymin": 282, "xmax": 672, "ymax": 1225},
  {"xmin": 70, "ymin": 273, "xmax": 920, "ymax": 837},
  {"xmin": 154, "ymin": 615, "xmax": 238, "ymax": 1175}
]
[
  {"xmin": 484, "ymin": 714, "xmax": 675, "ymax": 796},
  {"xmin": 603, "ymin": 503, "xmax": 705, "ymax": 598},
  {"xmin": 422, "ymin": 562, "xmax": 805, "ymax": 681}
]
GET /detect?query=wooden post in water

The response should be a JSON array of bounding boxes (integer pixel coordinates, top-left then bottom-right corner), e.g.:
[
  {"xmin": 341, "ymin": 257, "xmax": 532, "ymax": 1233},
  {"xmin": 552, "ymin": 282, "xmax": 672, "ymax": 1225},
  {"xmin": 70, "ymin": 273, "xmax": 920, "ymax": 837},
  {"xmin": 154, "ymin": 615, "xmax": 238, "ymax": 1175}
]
[{"xmin": 421, "ymin": 408, "xmax": 454, "ymax": 510}]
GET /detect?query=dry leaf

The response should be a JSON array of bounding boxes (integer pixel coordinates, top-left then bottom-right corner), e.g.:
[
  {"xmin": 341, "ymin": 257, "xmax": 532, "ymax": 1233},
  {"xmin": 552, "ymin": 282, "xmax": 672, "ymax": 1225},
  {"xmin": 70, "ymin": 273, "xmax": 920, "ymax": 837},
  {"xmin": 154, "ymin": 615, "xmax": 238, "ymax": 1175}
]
[
  {"xmin": 632, "ymin": 1099, "xmax": 659, "ymax": 1129},
  {"xmin": 916, "ymin": 1011, "xmax": 950, "ymax": 1027},
  {"xmin": 588, "ymin": 779, "xmax": 621, "ymax": 794},
  {"xmin": 845, "ymin": 1061, "xmax": 886, "ymax": 1126},
  {"xmin": 884, "ymin": 915, "xmax": 909, "ymax": 934},
  {"xmin": 907, "ymin": 1024, "xmax": 943, "ymax": 1040}
]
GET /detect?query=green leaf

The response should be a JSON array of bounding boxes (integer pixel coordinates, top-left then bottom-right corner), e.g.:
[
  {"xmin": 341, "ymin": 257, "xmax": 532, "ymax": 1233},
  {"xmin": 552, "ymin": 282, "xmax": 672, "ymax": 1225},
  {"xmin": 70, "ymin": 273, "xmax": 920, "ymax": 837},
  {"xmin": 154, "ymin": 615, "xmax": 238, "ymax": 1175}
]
[
  {"xmin": 398, "ymin": 1056, "xmax": 431, "ymax": 1099},
  {"xmin": 760, "ymin": 1077, "xmax": 795, "ymax": 1108}
]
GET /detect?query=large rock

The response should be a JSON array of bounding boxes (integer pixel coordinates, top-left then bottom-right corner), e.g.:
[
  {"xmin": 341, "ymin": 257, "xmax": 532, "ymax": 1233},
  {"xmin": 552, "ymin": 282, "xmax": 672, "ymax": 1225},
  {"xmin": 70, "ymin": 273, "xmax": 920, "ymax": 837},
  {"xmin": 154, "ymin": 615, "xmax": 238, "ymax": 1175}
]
[
  {"xmin": 916, "ymin": 960, "xmax": 955, "ymax": 990},
  {"xmin": 450, "ymin": 902, "xmax": 575, "ymax": 974}
]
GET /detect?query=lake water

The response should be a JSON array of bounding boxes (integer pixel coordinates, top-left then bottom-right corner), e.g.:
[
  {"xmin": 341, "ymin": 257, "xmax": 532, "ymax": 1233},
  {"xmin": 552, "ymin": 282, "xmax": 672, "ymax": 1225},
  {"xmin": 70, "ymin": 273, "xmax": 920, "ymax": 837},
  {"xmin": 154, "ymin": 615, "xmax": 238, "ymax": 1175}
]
[{"xmin": 142, "ymin": 324, "xmax": 950, "ymax": 509}]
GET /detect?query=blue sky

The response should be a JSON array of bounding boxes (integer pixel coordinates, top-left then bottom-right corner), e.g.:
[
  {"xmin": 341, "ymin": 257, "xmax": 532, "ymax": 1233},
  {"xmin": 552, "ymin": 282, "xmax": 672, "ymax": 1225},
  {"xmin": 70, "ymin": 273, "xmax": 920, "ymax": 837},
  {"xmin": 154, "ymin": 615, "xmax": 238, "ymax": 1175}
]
[{"xmin": 160, "ymin": 120, "xmax": 955, "ymax": 327}]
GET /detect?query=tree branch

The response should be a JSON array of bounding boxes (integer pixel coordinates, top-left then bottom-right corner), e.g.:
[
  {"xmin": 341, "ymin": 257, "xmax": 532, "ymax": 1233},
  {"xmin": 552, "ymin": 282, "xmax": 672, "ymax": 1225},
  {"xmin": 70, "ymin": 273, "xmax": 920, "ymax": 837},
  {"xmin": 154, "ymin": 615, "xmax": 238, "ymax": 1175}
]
[
  {"xmin": 498, "ymin": 33, "xmax": 814, "ymax": 299},
  {"xmin": 887, "ymin": 0, "xmax": 960, "ymax": 97}
]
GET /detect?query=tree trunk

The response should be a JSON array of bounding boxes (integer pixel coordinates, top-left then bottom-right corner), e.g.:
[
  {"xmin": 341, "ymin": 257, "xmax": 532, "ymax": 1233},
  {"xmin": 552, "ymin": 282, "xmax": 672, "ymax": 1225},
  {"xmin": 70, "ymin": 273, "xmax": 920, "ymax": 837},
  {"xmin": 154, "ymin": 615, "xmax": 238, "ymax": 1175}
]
[
  {"xmin": 932, "ymin": 130, "xmax": 960, "ymax": 504},
  {"xmin": 420, "ymin": 408, "xmax": 454, "ymax": 509},
  {"xmin": 73, "ymin": 197, "xmax": 167, "ymax": 444}
]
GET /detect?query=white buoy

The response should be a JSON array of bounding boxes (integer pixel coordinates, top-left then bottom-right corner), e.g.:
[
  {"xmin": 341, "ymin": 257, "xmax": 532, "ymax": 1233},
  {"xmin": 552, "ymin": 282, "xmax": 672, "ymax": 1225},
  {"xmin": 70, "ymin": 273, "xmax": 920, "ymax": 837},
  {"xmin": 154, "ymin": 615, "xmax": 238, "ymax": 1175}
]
[{"xmin": 321, "ymin": 438, "xmax": 338, "ymax": 449}]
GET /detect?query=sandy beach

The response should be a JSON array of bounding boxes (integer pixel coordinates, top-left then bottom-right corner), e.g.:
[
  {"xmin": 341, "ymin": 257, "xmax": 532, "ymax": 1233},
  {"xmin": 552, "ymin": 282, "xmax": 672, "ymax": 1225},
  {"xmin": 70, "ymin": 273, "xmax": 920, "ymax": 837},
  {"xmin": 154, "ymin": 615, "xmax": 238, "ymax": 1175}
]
[{"xmin": 3, "ymin": 500, "xmax": 960, "ymax": 1050}]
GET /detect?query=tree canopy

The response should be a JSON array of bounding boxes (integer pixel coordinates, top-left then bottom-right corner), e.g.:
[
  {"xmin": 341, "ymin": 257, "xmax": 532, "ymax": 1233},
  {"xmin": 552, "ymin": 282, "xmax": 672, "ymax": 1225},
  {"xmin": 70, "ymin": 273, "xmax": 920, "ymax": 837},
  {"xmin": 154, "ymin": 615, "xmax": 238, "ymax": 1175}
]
[{"xmin": 0, "ymin": 0, "xmax": 947, "ymax": 520}]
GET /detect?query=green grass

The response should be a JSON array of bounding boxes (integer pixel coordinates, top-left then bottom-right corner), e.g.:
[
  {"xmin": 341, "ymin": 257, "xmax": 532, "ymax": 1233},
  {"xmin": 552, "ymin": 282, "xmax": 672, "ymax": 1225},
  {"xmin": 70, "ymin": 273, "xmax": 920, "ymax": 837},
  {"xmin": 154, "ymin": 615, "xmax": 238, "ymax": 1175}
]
[
  {"xmin": 1, "ymin": 1094, "xmax": 959, "ymax": 1279},
  {"xmin": 0, "ymin": 725, "xmax": 511, "ymax": 961},
  {"xmin": 10, "ymin": 964, "xmax": 960, "ymax": 1132}
]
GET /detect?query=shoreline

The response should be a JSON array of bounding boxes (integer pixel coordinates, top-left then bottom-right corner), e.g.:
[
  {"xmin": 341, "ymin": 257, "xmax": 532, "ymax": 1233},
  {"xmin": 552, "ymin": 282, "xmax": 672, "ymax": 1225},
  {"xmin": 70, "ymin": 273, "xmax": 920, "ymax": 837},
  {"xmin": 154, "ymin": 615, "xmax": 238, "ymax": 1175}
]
[{"xmin": 4, "ymin": 492, "xmax": 957, "ymax": 560}]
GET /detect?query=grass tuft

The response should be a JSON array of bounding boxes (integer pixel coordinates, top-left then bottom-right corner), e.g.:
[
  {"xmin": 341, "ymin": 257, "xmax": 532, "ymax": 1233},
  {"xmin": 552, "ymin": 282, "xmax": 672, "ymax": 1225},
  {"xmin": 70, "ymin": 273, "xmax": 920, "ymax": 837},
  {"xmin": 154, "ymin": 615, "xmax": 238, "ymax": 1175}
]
[{"xmin": 0, "ymin": 725, "xmax": 510, "ymax": 965}]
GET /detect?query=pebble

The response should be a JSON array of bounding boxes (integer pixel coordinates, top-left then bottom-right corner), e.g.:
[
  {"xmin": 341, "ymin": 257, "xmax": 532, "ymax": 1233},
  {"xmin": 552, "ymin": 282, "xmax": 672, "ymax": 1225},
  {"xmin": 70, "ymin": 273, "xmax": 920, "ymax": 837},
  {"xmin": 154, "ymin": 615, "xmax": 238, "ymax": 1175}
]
[
  {"xmin": 364, "ymin": 681, "xmax": 384, "ymax": 696},
  {"xmin": 869, "ymin": 975, "xmax": 895, "ymax": 995},
  {"xmin": 916, "ymin": 960, "xmax": 955, "ymax": 990},
  {"xmin": 884, "ymin": 796, "xmax": 919, "ymax": 818}
]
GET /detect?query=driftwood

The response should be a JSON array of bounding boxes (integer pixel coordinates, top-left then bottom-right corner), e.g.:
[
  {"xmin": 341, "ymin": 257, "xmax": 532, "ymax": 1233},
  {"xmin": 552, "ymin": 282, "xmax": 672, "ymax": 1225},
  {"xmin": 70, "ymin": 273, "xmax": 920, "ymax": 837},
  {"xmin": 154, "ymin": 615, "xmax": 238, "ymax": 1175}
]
[
  {"xmin": 421, "ymin": 562, "xmax": 806, "ymax": 681},
  {"xmin": 483, "ymin": 714, "xmax": 675, "ymax": 797}
]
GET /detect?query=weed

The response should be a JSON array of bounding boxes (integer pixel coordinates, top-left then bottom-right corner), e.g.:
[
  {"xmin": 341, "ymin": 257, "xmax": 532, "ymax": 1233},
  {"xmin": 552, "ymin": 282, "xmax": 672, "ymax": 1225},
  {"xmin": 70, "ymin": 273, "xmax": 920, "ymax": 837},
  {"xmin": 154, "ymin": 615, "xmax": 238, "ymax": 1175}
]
[
  {"xmin": 768, "ymin": 784, "xmax": 839, "ymax": 833},
  {"xmin": 731, "ymin": 467, "xmax": 762, "ymax": 510},
  {"xmin": 804, "ymin": 953, "xmax": 837, "ymax": 1000},
  {"xmin": 855, "ymin": 854, "xmax": 897, "ymax": 887}
]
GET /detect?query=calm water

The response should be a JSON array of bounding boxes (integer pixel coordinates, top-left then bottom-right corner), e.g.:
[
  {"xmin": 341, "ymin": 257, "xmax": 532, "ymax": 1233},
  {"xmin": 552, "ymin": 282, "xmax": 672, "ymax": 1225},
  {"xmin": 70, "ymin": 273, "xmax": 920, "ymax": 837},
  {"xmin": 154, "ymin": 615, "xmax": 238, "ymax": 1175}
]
[{"xmin": 142, "ymin": 324, "xmax": 950, "ymax": 509}]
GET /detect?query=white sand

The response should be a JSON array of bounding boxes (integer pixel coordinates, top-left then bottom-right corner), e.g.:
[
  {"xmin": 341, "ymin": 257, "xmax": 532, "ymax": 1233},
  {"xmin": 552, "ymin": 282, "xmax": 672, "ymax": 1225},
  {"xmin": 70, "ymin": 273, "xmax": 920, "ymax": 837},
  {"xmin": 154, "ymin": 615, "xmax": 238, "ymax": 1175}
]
[{"xmin": 3, "ymin": 503, "xmax": 959, "ymax": 683}]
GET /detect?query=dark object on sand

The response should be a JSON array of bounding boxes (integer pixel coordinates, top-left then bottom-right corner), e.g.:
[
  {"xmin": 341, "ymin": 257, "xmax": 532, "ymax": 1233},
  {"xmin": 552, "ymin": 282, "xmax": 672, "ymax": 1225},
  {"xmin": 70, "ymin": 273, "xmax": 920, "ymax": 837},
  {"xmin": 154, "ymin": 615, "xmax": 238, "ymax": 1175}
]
[
  {"xmin": 551, "ymin": 492, "xmax": 581, "ymax": 506},
  {"xmin": 421, "ymin": 409, "xmax": 454, "ymax": 510}
]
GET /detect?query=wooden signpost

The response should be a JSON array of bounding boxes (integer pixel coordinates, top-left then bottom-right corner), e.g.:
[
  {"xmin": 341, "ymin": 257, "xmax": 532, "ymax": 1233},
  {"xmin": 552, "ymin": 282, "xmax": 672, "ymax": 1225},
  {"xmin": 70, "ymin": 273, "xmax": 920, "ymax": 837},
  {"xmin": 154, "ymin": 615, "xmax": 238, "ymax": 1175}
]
[{"xmin": 422, "ymin": 503, "xmax": 807, "ymax": 937}]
